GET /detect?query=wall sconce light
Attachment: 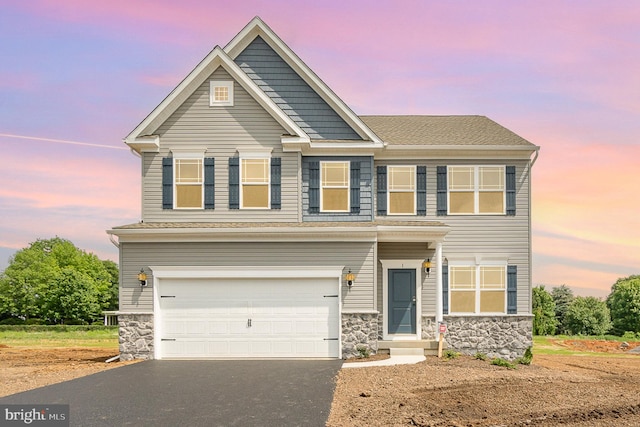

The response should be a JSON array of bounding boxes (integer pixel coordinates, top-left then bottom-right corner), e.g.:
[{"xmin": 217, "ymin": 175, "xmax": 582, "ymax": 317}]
[
  {"xmin": 422, "ymin": 259, "xmax": 432, "ymax": 277},
  {"xmin": 345, "ymin": 269, "xmax": 356, "ymax": 287},
  {"xmin": 138, "ymin": 269, "xmax": 148, "ymax": 287}
]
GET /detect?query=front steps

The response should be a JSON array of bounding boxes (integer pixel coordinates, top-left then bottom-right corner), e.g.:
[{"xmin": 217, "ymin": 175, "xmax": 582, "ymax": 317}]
[{"xmin": 378, "ymin": 340, "xmax": 447, "ymax": 356}]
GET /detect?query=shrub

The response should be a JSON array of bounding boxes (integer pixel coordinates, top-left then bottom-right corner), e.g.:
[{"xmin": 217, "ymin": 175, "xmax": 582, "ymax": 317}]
[
  {"xmin": 0, "ymin": 317, "xmax": 25, "ymax": 325},
  {"xmin": 491, "ymin": 358, "xmax": 516, "ymax": 369},
  {"xmin": 474, "ymin": 352, "xmax": 487, "ymax": 361},
  {"xmin": 517, "ymin": 347, "xmax": 533, "ymax": 365},
  {"xmin": 443, "ymin": 349, "xmax": 460, "ymax": 360},
  {"xmin": 356, "ymin": 345, "xmax": 370, "ymax": 359}
]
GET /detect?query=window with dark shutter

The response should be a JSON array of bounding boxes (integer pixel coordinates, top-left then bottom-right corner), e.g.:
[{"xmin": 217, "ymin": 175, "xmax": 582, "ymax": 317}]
[
  {"xmin": 308, "ymin": 161, "xmax": 320, "ymax": 213},
  {"xmin": 506, "ymin": 166, "xmax": 516, "ymax": 216},
  {"xmin": 442, "ymin": 263, "xmax": 449, "ymax": 315},
  {"xmin": 437, "ymin": 166, "xmax": 447, "ymax": 216},
  {"xmin": 228, "ymin": 157, "xmax": 239, "ymax": 209},
  {"xmin": 507, "ymin": 265, "xmax": 518, "ymax": 314},
  {"xmin": 417, "ymin": 166, "xmax": 426, "ymax": 216},
  {"xmin": 162, "ymin": 157, "xmax": 173, "ymax": 210}
]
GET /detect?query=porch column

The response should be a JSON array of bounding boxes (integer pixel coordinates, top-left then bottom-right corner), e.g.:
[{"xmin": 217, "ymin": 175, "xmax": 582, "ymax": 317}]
[{"xmin": 435, "ymin": 241, "xmax": 443, "ymax": 324}]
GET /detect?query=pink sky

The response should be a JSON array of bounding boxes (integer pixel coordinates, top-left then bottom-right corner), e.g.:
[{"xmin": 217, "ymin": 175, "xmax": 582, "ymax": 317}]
[{"xmin": 1, "ymin": 1, "xmax": 639, "ymax": 298}]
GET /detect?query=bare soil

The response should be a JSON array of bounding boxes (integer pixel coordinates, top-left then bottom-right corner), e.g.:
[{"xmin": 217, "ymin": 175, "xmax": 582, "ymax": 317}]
[
  {"xmin": 328, "ymin": 341, "xmax": 640, "ymax": 426},
  {"xmin": 0, "ymin": 345, "xmax": 138, "ymax": 398},
  {"xmin": 2, "ymin": 341, "xmax": 640, "ymax": 426}
]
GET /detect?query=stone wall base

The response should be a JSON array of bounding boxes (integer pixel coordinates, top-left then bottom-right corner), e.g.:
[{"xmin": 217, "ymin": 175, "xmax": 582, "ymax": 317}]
[
  {"xmin": 342, "ymin": 313, "xmax": 378, "ymax": 359},
  {"xmin": 442, "ymin": 316, "xmax": 533, "ymax": 360},
  {"xmin": 118, "ymin": 313, "xmax": 154, "ymax": 361}
]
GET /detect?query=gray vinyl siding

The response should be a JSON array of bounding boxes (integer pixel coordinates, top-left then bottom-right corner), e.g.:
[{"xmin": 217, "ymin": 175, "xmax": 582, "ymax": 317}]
[
  {"xmin": 235, "ymin": 36, "xmax": 361, "ymax": 140},
  {"xmin": 143, "ymin": 68, "xmax": 299, "ymax": 222},
  {"xmin": 301, "ymin": 156, "xmax": 374, "ymax": 222},
  {"xmin": 375, "ymin": 159, "xmax": 532, "ymax": 315},
  {"xmin": 377, "ymin": 243, "xmax": 434, "ymax": 316},
  {"xmin": 119, "ymin": 241, "xmax": 375, "ymax": 312}
]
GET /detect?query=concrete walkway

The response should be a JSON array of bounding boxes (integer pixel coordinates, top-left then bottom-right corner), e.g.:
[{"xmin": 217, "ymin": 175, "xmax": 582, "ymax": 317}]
[{"xmin": 342, "ymin": 355, "xmax": 426, "ymax": 368}]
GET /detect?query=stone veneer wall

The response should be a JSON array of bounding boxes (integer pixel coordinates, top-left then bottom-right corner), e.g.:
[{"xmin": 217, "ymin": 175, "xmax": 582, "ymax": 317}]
[
  {"xmin": 342, "ymin": 313, "xmax": 378, "ymax": 359},
  {"xmin": 118, "ymin": 313, "xmax": 154, "ymax": 361},
  {"xmin": 443, "ymin": 316, "xmax": 533, "ymax": 360}
]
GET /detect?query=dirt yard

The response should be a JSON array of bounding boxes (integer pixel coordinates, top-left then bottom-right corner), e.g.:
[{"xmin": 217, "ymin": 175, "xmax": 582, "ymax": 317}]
[
  {"xmin": 329, "ymin": 340, "xmax": 640, "ymax": 427},
  {"xmin": 2, "ymin": 340, "xmax": 640, "ymax": 426}
]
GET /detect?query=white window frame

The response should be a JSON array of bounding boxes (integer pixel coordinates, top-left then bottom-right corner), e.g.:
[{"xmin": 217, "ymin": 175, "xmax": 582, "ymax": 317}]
[
  {"xmin": 447, "ymin": 165, "xmax": 506, "ymax": 215},
  {"xmin": 209, "ymin": 80, "xmax": 234, "ymax": 106},
  {"xmin": 239, "ymin": 150, "xmax": 271, "ymax": 210},
  {"xmin": 448, "ymin": 263, "xmax": 507, "ymax": 314},
  {"xmin": 172, "ymin": 151, "xmax": 205, "ymax": 210},
  {"xmin": 387, "ymin": 165, "xmax": 417, "ymax": 216},
  {"xmin": 320, "ymin": 161, "xmax": 350, "ymax": 213}
]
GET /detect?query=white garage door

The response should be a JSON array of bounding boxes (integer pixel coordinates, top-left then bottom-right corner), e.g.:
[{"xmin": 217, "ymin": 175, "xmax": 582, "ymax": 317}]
[{"xmin": 157, "ymin": 277, "xmax": 340, "ymax": 359}]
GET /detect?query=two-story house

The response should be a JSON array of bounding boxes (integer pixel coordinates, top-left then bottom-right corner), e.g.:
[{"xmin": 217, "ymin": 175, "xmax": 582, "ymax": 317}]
[{"xmin": 108, "ymin": 17, "xmax": 539, "ymax": 361}]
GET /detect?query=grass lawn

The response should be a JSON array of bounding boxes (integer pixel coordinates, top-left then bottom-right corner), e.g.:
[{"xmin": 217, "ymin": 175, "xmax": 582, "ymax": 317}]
[{"xmin": 0, "ymin": 327, "xmax": 118, "ymax": 349}]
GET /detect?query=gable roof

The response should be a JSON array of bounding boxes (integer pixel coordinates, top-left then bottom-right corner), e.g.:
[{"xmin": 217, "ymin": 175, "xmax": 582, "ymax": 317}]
[
  {"xmin": 360, "ymin": 115, "xmax": 537, "ymax": 148},
  {"xmin": 225, "ymin": 17, "xmax": 382, "ymax": 145},
  {"xmin": 124, "ymin": 46, "xmax": 310, "ymax": 153}
]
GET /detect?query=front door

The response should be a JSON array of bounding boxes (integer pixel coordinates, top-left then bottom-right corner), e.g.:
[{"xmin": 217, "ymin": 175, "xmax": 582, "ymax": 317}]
[{"xmin": 388, "ymin": 269, "xmax": 416, "ymax": 334}]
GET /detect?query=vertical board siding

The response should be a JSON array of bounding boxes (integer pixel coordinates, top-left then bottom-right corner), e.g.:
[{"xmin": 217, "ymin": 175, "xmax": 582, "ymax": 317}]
[
  {"xmin": 301, "ymin": 156, "xmax": 373, "ymax": 222},
  {"xmin": 142, "ymin": 68, "xmax": 298, "ymax": 222},
  {"xmin": 235, "ymin": 36, "xmax": 361, "ymax": 140},
  {"xmin": 120, "ymin": 241, "xmax": 375, "ymax": 312},
  {"xmin": 375, "ymin": 159, "xmax": 532, "ymax": 314}
]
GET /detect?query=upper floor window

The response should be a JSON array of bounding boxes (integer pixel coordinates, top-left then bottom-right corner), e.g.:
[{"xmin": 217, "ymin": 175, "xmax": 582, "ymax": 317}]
[
  {"xmin": 321, "ymin": 161, "xmax": 349, "ymax": 212},
  {"xmin": 388, "ymin": 166, "xmax": 416, "ymax": 215},
  {"xmin": 209, "ymin": 81, "xmax": 234, "ymax": 106},
  {"xmin": 448, "ymin": 166, "xmax": 505, "ymax": 214},
  {"xmin": 241, "ymin": 158, "xmax": 270, "ymax": 209},
  {"xmin": 174, "ymin": 158, "xmax": 203, "ymax": 209},
  {"xmin": 449, "ymin": 265, "xmax": 506, "ymax": 314}
]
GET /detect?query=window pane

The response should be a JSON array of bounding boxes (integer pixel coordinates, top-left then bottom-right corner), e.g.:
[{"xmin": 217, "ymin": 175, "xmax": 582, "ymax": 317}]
[
  {"xmin": 322, "ymin": 188, "xmax": 349, "ymax": 211},
  {"xmin": 176, "ymin": 159, "xmax": 202, "ymax": 183},
  {"xmin": 389, "ymin": 166, "xmax": 414, "ymax": 190},
  {"xmin": 480, "ymin": 167, "xmax": 504, "ymax": 190},
  {"xmin": 449, "ymin": 192, "xmax": 474, "ymax": 214},
  {"xmin": 451, "ymin": 267, "xmax": 475, "ymax": 289},
  {"xmin": 242, "ymin": 184, "xmax": 269, "ymax": 208},
  {"xmin": 389, "ymin": 192, "xmax": 415, "ymax": 214},
  {"xmin": 214, "ymin": 86, "xmax": 228, "ymax": 102},
  {"xmin": 176, "ymin": 185, "xmax": 202, "ymax": 208},
  {"xmin": 322, "ymin": 162, "xmax": 349, "ymax": 187},
  {"xmin": 449, "ymin": 167, "xmax": 474, "ymax": 190},
  {"xmin": 480, "ymin": 291, "xmax": 505, "ymax": 313},
  {"xmin": 480, "ymin": 267, "xmax": 505, "ymax": 289},
  {"xmin": 451, "ymin": 291, "xmax": 475, "ymax": 313},
  {"xmin": 242, "ymin": 159, "xmax": 269, "ymax": 184},
  {"xmin": 479, "ymin": 192, "xmax": 504, "ymax": 213}
]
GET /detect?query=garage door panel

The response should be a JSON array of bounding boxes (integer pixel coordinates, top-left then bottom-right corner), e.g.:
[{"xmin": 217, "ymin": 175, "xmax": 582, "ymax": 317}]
[{"xmin": 158, "ymin": 277, "xmax": 339, "ymax": 359}]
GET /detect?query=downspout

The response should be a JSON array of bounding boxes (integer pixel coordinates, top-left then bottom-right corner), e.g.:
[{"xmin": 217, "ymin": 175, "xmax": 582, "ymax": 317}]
[{"xmin": 109, "ymin": 233, "xmax": 119, "ymax": 249}]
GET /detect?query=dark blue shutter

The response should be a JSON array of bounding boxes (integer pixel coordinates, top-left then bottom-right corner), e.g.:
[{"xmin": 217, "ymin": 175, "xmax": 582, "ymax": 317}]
[
  {"xmin": 308, "ymin": 161, "xmax": 320, "ymax": 213},
  {"xmin": 204, "ymin": 157, "xmax": 215, "ymax": 209},
  {"xmin": 507, "ymin": 265, "xmax": 517, "ymax": 314},
  {"xmin": 417, "ymin": 166, "xmax": 427, "ymax": 216},
  {"xmin": 442, "ymin": 263, "xmax": 449, "ymax": 315},
  {"xmin": 271, "ymin": 157, "xmax": 281, "ymax": 210},
  {"xmin": 506, "ymin": 166, "xmax": 516, "ymax": 216},
  {"xmin": 437, "ymin": 166, "xmax": 447, "ymax": 216},
  {"xmin": 228, "ymin": 157, "xmax": 239, "ymax": 209},
  {"xmin": 376, "ymin": 166, "xmax": 387, "ymax": 216},
  {"xmin": 162, "ymin": 157, "xmax": 173, "ymax": 210},
  {"xmin": 350, "ymin": 161, "xmax": 360, "ymax": 214}
]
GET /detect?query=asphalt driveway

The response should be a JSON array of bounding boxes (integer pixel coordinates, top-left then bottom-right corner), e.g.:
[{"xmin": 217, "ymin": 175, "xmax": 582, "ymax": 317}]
[{"xmin": 0, "ymin": 360, "xmax": 343, "ymax": 426}]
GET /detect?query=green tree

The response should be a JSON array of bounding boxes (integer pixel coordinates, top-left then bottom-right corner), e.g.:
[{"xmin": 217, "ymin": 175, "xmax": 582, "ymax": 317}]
[
  {"xmin": 606, "ymin": 275, "xmax": 640, "ymax": 335},
  {"xmin": 0, "ymin": 237, "xmax": 118, "ymax": 324},
  {"xmin": 551, "ymin": 285, "xmax": 574, "ymax": 334},
  {"xmin": 532, "ymin": 285, "xmax": 557, "ymax": 335},
  {"xmin": 102, "ymin": 260, "xmax": 120, "ymax": 311},
  {"xmin": 564, "ymin": 296, "xmax": 611, "ymax": 336}
]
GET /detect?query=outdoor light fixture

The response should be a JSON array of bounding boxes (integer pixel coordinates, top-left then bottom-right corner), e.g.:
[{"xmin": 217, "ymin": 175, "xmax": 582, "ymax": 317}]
[
  {"xmin": 138, "ymin": 269, "xmax": 147, "ymax": 287},
  {"xmin": 345, "ymin": 269, "xmax": 356, "ymax": 287},
  {"xmin": 423, "ymin": 258, "xmax": 432, "ymax": 277}
]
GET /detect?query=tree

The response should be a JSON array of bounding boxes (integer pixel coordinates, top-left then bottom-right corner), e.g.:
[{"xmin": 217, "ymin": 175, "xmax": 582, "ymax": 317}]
[
  {"xmin": 0, "ymin": 237, "xmax": 118, "ymax": 324},
  {"xmin": 551, "ymin": 285, "xmax": 574, "ymax": 334},
  {"xmin": 102, "ymin": 260, "xmax": 120, "ymax": 311},
  {"xmin": 532, "ymin": 286, "xmax": 557, "ymax": 335},
  {"xmin": 606, "ymin": 275, "xmax": 640, "ymax": 335},
  {"xmin": 564, "ymin": 296, "xmax": 611, "ymax": 336}
]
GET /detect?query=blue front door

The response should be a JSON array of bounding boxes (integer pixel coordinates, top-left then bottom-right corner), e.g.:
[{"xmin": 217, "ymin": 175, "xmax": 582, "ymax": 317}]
[{"xmin": 388, "ymin": 269, "xmax": 416, "ymax": 334}]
